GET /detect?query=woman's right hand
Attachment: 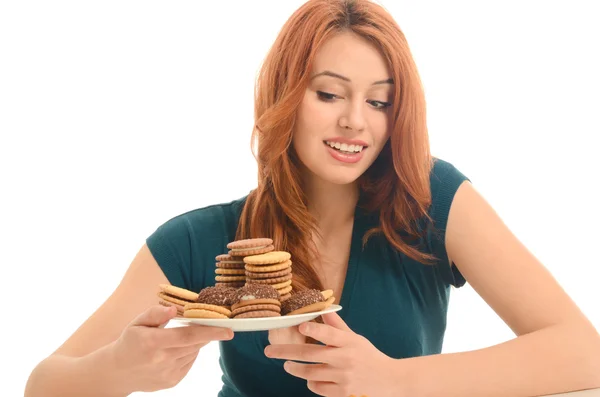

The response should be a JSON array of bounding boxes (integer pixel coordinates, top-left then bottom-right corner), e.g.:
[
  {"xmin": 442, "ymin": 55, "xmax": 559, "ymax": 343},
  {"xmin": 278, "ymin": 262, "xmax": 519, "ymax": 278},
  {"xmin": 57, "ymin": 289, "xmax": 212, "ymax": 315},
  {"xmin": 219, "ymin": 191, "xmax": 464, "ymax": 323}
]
[{"xmin": 111, "ymin": 304, "xmax": 233, "ymax": 393}]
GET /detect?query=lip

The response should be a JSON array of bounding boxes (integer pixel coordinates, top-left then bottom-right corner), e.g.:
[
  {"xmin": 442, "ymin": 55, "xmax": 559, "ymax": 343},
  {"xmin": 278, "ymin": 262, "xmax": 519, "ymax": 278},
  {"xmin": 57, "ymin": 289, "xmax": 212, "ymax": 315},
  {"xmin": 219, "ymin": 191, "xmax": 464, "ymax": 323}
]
[
  {"xmin": 323, "ymin": 137, "xmax": 369, "ymax": 147},
  {"xmin": 324, "ymin": 142, "xmax": 365, "ymax": 164}
]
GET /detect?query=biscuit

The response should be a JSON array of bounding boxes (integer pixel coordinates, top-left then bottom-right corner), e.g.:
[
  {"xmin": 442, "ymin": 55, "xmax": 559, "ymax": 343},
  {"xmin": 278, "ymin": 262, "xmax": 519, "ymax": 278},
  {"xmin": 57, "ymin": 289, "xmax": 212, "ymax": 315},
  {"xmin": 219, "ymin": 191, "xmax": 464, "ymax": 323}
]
[
  {"xmin": 243, "ymin": 251, "xmax": 291, "ymax": 265},
  {"xmin": 215, "ymin": 262, "xmax": 246, "ymax": 269},
  {"xmin": 183, "ymin": 309, "xmax": 229, "ymax": 319},
  {"xmin": 231, "ymin": 303, "xmax": 281, "ymax": 317},
  {"xmin": 280, "ymin": 293, "xmax": 292, "ymax": 301},
  {"xmin": 245, "ymin": 274, "xmax": 292, "ymax": 284},
  {"xmin": 245, "ymin": 267, "xmax": 292, "ymax": 279},
  {"xmin": 245, "ymin": 261, "xmax": 291, "ymax": 273},
  {"xmin": 215, "ymin": 275, "xmax": 246, "ymax": 282},
  {"xmin": 215, "ymin": 254, "xmax": 245, "ymax": 264},
  {"xmin": 227, "ymin": 238, "xmax": 274, "ymax": 257},
  {"xmin": 215, "ymin": 254, "xmax": 246, "ymax": 270},
  {"xmin": 195, "ymin": 285, "xmax": 238, "ymax": 307},
  {"xmin": 231, "ymin": 298, "xmax": 281, "ymax": 311},
  {"xmin": 234, "ymin": 310, "xmax": 281, "ymax": 319},
  {"xmin": 157, "ymin": 284, "xmax": 199, "ymax": 312},
  {"xmin": 231, "ymin": 284, "xmax": 280, "ymax": 305},
  {"xmin": 277, "ymin": 285, "xmax": 293, "ymax": 295},
  {"xmin": 159, "ymin": 284, "xmax": 199, "ymax": 302},
  {"xmin": 215, "ymin": 268, "xmax": 246, "ymax": 275},
  {"xmin": 270, "ymin": 279, "xmax": 292, "ymax": 290},
  {"xmin": 184, "ymin": 303, "xmax": 232, "ymax": 317},
  {"xmin": 286, "ymin": 296, "xmax": 334, "ymax": 316},
  {"xmin": 159, "ymin": 300, "xmax": 185, "ymax": 315},
  {"xmin": 215, "ymin": 282, "xmax": 245, "ymax": 288},
  {"xmin": 282, "ymin": 289, "xmax": 335, "ymax": 316},
  {"xmin": 320, "ymin": 289, "xmax": 334, "ymax": 300}
]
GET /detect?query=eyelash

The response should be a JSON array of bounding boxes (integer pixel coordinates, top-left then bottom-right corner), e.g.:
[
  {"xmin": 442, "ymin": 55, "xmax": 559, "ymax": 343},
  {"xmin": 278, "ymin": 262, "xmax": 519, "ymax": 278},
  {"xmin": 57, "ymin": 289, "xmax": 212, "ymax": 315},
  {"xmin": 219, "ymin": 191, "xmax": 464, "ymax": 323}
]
[{"xmin": 316, "ymin": 91, "xmax": 392, "ymax": 110}]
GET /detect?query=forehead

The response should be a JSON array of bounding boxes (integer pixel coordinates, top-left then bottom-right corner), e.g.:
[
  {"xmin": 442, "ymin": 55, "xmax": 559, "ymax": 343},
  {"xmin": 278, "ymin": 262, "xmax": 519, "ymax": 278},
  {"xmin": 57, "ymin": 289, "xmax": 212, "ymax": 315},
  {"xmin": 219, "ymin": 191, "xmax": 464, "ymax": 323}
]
[{"xmin": 310, "ymin": 31, "xmax": 391, "ymax": 83}]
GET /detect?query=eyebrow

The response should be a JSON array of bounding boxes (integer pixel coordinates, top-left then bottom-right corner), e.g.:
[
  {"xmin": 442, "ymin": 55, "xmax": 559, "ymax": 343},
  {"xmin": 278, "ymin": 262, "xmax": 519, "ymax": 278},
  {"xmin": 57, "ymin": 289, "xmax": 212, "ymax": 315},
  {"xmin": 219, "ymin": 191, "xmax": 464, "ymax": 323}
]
[{"xmin": 311, "ymin": 70, "xmax": 394, "ymax": 85}]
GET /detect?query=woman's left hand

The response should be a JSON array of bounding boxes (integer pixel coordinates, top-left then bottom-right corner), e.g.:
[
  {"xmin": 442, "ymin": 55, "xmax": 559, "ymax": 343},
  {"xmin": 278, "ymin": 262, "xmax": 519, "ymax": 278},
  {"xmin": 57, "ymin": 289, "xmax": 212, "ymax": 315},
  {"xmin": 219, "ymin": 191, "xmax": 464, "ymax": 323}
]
[{"xmin": 264, "ymin": 312, "xmax": 403, "ymax": 397}]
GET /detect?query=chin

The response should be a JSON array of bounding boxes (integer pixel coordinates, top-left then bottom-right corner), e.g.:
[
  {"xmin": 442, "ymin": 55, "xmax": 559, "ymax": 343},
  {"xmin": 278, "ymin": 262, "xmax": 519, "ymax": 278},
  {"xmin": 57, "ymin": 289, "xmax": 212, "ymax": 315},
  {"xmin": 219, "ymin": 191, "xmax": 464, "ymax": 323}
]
[{"xmin": 315, "ymin": 168, "xmax": 363, "ymax": 186}]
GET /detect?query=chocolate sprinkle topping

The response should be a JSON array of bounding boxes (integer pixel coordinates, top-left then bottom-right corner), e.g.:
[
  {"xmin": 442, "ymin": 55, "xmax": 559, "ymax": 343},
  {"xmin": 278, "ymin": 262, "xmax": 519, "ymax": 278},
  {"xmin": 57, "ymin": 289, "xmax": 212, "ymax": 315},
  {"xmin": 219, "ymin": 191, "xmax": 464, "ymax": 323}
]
[
  {"xmin": 196, "ymin": 286, "xmax": 238, "ymax": 306},
  {"xmin": 231, "ymin": 284, "xmax": 279, "ymax": 304},
  {"xmin": 281, "ymin": 289, "xmax": 324, "ymax": 315}
]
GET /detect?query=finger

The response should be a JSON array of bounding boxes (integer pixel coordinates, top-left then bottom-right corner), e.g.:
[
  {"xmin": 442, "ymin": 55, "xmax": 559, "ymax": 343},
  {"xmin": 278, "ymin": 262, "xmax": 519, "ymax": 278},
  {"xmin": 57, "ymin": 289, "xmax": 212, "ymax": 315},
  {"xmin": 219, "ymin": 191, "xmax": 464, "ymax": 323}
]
[
  {"xmin": 283, "ymin": 361, "xmax": 341, "ymax": 383},
  {"xmin": 320, "ymin": 312, "xmax": 352, "ymax": 332},
  {"xmin": 265, "ymin": 343, "xmax": 340, "ymax": 365},
  {"xmin": 306, "ymin": 380, "xmax": 338, "ymax": 397},
  {"xmin": 161, "ymin": 325, "xmax": 233, "ymax": 347},
  {"xmin": 176, "ymin": 348, "xmax": 200, "ymax": 370},
  {"xmin": 268, "ymin": 326, "xmax": 306, "ymax": 345},
  {"xmin": 178, "ymin": 354, "xmax": 198, "ymax": 378},
  {"xmin": 298, "ymin": 321, "xmax": 351, "ymax": 347},
  {"xmin": 131, "ymin": 305, "xmax": 177, "ymax": 327},
  {"xmin": 167, "ymin": 343, "xmax": 205, "ymax": 359}
]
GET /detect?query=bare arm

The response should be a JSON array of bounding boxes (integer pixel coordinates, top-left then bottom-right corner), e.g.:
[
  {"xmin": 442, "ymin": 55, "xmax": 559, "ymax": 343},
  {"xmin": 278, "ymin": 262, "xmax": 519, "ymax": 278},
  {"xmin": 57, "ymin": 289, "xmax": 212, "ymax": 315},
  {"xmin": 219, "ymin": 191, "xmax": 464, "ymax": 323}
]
[
  {"xmin": 401, "ymin": 182, "xmax": 600, "ymax": 396},
  {"xmin": 25, "ymin": 244, "xmax": 169, "ymax": 397}
]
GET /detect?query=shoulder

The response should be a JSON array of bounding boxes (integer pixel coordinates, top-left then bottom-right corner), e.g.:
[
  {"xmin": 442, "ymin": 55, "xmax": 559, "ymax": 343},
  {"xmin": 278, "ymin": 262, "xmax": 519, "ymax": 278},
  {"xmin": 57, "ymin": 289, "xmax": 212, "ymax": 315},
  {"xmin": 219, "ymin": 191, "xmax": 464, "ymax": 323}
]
[
  {"xmin": 425, "ymin": 158, "xmax": 472, "ymax": 287},
  {"xmin": 428, "ymin": 157, "xmax": 471, "ymax": 220},
  {"xmin": 145, "ymin": 195, "xmax": 248, "ymax": 290},
  {"xmin": 152, "ymin": 196, "xmax": 247, "ymax": 239},
  {"xmin": 429, "ymin": 157, "xmax": 470, "ymax": 197}
]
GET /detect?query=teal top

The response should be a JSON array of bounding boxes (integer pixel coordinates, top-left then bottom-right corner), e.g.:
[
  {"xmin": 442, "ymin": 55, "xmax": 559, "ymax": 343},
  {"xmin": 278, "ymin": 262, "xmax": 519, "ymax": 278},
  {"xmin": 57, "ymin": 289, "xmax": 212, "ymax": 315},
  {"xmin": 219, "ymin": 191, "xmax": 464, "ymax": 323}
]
[{"xmin": 146, "ymin": 158, "xmax": 470, "ymax": 397}]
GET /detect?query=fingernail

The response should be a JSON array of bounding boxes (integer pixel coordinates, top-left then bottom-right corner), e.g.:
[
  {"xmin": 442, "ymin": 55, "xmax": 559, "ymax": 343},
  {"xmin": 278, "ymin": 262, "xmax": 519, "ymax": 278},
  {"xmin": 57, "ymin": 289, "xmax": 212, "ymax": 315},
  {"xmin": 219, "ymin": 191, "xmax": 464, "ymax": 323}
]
[
  {"xmin": 264, "ymin": 347, "xmax": 271, "ymax": 357},
  {"xmin": 300, "ymin": 323, "xmax": 311, "ymax": 333}
]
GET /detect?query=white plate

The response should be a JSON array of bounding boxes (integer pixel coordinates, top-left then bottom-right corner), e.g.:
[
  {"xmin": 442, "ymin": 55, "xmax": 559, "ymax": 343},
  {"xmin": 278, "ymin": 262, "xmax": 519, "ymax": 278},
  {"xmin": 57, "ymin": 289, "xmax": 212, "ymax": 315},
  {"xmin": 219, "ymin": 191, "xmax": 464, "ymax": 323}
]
[{"xmin": 168, "ymin": 304, "xmax": 342, "ymax": 332}]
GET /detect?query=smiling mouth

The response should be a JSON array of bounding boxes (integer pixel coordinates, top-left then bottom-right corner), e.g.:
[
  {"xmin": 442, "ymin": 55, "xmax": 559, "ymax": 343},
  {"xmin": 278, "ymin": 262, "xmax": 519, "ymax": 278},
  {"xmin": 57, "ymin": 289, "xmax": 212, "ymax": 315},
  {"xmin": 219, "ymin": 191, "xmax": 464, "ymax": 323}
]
[{"xmin": 323, "ymin": 140, "xmax": 366, "ymax": 154}]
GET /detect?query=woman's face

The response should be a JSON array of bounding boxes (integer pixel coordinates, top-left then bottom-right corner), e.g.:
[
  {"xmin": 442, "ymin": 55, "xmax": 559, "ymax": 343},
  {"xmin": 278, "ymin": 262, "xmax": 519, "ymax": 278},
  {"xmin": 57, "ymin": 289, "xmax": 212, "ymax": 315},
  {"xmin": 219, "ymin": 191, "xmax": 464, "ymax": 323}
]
[{"xmin": 293, "ymin": 31, "xmax": 393, "ymax": 186}]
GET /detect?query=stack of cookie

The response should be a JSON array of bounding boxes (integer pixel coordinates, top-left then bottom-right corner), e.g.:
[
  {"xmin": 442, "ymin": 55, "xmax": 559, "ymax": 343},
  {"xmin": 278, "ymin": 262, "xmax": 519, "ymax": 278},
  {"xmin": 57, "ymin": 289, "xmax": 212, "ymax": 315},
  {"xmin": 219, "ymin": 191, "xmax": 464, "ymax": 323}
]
[
  {"xmin": 244, "ymin": 251, "xmax": 293, "ymax": 301},
  {"xmin": 214, "ymin": 254, "xmax": 246, "ymax": 288},
  {"xmin": 214, "ymin": 238, "xmax": 275, "ymax": 287}
]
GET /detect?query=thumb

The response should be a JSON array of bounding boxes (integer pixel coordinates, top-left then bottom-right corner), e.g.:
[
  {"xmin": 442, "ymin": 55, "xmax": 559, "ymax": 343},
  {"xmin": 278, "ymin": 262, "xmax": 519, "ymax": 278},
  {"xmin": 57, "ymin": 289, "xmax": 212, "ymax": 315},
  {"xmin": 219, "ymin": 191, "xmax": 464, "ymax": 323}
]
[
  {"xmin": 321, "ymin": 312, "xmax": 351, "ymax": 332},
  {"xmin": 131, "ymin": 305, "xmax": 177, "ymax": 328}
]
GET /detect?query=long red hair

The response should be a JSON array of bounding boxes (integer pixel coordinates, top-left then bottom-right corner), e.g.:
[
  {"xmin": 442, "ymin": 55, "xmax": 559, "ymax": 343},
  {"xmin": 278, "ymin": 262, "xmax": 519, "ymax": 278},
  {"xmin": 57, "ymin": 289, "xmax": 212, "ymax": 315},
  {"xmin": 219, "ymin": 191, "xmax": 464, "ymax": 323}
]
[{"xmin": 236, "ymin": 0, "xmax": 436, "ymax": 293}]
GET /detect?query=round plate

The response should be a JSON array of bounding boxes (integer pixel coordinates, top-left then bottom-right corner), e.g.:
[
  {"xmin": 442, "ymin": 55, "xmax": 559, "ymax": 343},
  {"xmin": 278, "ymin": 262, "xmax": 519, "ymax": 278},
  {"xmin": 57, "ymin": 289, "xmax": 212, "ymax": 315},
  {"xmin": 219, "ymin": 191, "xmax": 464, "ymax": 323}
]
[{"xmin": 168, "ymin": 304, "xmax": 342, "ymax": 332}]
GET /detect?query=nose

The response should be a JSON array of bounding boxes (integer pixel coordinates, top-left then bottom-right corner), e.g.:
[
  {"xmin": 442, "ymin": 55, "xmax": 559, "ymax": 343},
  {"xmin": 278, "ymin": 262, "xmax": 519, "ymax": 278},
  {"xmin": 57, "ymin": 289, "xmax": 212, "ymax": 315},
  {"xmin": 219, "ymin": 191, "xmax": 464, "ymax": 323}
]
[{"xmin": 339, "ymin": 99, "xmax": 366, "ymax": 132}]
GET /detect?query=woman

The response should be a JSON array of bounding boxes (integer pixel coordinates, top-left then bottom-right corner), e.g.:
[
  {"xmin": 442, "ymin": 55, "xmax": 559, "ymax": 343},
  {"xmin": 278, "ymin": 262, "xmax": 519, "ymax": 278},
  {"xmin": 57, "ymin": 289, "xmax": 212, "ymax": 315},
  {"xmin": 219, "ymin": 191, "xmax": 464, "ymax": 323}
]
[{"xmin": 25, "ymin": 1, "xmax": 600, "ymax": 396}]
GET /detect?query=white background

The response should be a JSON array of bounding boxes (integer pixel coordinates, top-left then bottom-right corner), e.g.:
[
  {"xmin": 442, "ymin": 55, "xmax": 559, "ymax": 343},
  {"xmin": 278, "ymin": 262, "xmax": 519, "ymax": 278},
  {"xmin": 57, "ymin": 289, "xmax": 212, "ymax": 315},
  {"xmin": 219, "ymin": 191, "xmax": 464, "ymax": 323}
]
[{"xmin": 2, "ymin": 1, "xmax": 599, "ymax": 396}]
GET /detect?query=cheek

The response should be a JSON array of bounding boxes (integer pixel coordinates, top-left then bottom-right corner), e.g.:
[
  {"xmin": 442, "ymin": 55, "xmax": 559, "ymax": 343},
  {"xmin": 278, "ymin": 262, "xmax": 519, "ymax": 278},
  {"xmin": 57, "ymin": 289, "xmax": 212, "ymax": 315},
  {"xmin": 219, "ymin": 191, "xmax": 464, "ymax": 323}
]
[
  {"xmin": 296, "ymin": 96, "xmax": 335, "ymax": 140},
  {"xmin": 369, "ymin": 112, "xmax": 391, "ymax": 144}
]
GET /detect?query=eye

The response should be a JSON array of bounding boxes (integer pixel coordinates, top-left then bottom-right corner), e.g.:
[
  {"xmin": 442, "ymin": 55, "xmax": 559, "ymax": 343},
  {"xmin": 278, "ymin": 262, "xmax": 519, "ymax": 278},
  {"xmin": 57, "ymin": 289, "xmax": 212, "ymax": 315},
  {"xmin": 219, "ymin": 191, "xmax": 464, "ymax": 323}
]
[
  {"xmin": 367, "ymin": 100, "xmax": 392, "ymax": 110},
  {"xmin": 316, "ymin": 91, "xmax": 339, "ymax": 101}
]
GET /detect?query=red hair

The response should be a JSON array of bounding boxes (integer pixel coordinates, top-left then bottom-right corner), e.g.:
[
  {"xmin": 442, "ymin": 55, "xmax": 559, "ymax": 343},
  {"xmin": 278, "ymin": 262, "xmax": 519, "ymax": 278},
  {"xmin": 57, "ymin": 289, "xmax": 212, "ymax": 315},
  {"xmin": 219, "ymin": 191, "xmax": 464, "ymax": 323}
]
[{"xmin": 236, "ymin": 0, "xmax": 435, "ymax": 293}]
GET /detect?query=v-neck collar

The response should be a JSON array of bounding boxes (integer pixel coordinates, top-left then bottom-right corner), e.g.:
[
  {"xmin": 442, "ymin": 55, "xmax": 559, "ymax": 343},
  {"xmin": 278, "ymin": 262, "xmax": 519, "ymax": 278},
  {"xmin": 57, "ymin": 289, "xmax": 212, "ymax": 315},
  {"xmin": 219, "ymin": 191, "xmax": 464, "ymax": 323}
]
[{"xmin": 337, "ymin": 205, "xmax": 364, "ymax": 316}]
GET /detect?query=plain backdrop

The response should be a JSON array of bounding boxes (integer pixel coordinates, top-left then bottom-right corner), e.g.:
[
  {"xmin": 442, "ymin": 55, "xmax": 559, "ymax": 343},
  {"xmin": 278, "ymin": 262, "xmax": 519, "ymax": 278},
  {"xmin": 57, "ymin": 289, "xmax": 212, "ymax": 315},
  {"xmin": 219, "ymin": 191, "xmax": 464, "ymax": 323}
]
[{"xmin": 1, "ymin": 1, "xmax": 599, "ymax": 395}]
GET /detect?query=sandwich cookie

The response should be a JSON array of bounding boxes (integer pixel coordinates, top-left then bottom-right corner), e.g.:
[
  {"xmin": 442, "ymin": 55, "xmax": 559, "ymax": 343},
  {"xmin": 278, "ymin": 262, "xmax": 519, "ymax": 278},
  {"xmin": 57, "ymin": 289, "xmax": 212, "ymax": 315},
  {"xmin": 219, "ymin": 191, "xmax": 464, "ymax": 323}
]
[
  {"xmin": 244, "ymin": 251, "xmax": 293, "ymax": 298},
  {"xmin": 229, "ymin": 284, "xmax": 281, "ymax": 318},
  {"xmin": 183, "ymin": 285, "xmax": 238, "ymax": 319},
  {"xmin": 227, "ymin": 238, "xmax": 274, "ymax": 257},
  {"xmin": 281, "ymin": 289, "xmax": 335, "ymax": 316},
  {"xmin": 157, "ymin": 284, "xmax": 199, "ymax": 316}
]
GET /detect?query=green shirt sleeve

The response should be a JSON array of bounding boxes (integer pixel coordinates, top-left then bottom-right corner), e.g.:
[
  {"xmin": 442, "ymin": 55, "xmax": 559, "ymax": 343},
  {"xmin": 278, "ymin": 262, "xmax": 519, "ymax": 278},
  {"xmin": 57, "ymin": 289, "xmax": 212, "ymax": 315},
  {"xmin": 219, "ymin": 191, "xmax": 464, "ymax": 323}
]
[
  {"xmin": 145, "ymin": 198, "xmax": 247, "ymax": 293},
  {"xmin": 428, "ymin": 158, "xmax": 471, "ymax": 288},
  {"xmin": 146, "ymin": 212, "xmax": 195, "ymax": 290}
]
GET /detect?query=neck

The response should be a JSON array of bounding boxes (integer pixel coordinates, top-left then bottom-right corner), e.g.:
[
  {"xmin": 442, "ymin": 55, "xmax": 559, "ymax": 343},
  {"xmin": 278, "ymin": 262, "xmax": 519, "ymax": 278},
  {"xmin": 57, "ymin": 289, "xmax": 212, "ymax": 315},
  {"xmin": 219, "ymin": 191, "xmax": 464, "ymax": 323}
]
[{"xmin": 303, "ymin": 174, "xmax": 359, "ymax": 236}]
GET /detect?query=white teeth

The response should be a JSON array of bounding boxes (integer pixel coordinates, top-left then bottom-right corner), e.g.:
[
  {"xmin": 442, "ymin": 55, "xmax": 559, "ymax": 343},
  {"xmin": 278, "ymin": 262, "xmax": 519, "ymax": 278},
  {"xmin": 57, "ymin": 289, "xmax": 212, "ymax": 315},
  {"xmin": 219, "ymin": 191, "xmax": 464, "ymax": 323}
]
[{"xmin": 325, "ymin": 141, "xmax": 364, "ymax": 153}]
